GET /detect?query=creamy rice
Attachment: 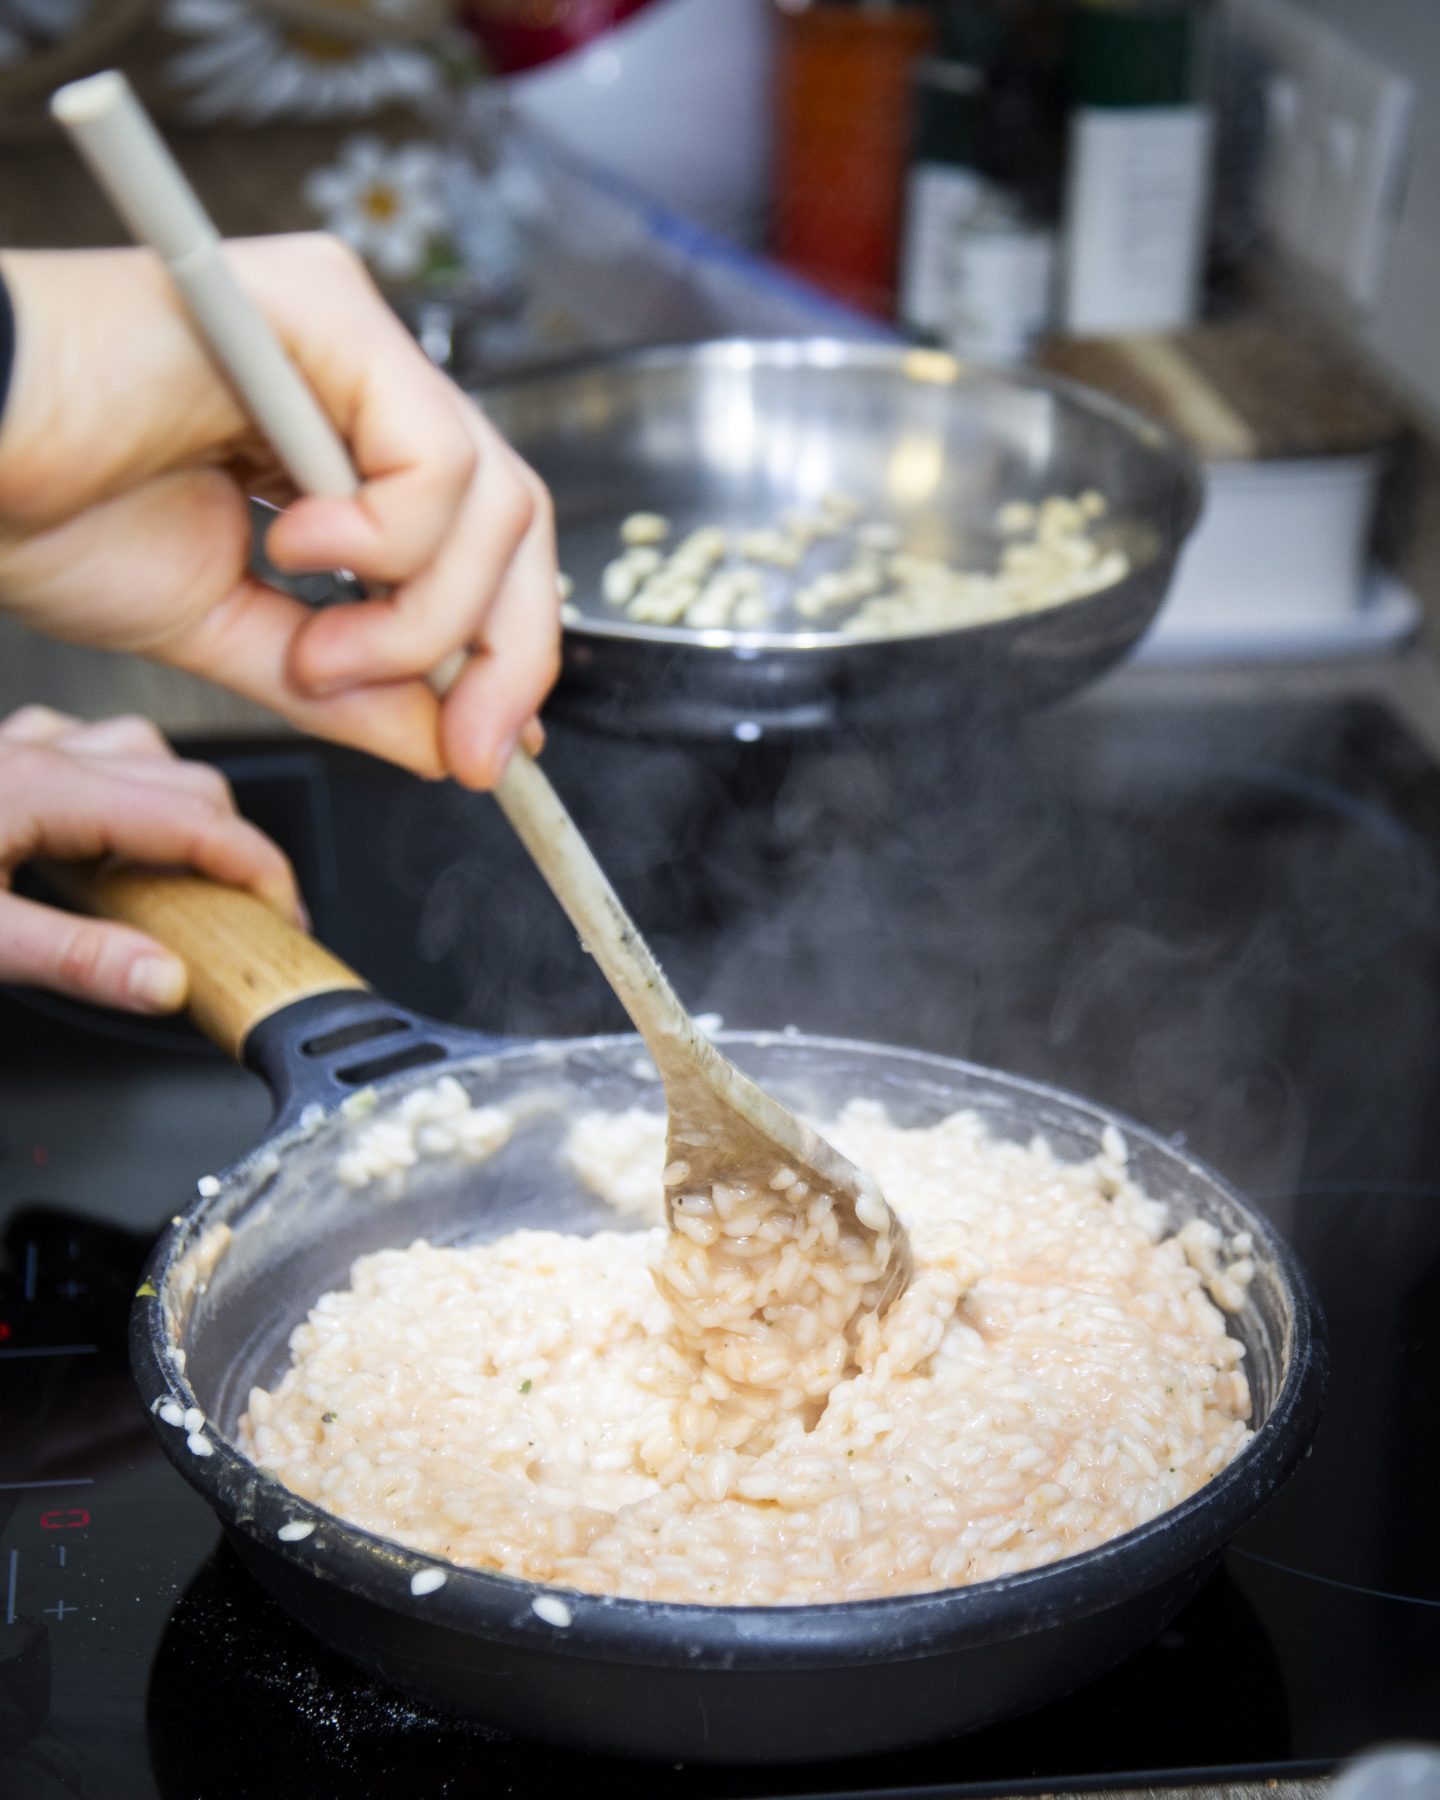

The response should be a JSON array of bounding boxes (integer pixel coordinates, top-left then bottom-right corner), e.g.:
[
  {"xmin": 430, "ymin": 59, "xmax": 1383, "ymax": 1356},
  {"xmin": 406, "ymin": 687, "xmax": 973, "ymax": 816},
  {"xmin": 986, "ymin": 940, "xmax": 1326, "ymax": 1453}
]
[
  {"xmin": 652, "ymin": 1121, "xmax": 908, "ymax": 1455},
  {"xmin": 240, "ymin": 1098, "xmax": 1255, "ymax": 1605}
]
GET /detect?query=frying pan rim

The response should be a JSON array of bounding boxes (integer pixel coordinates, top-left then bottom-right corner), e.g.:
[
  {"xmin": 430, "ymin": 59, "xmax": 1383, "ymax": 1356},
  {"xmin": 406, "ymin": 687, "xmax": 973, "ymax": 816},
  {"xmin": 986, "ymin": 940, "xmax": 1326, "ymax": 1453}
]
[
  {"xmin": 131, "ymin": 1030, "xmax": 1325, "ymax": 1669},
  {"xmin": 474, "ymin": 337, "xmax": 1206, "ymax": 654}
]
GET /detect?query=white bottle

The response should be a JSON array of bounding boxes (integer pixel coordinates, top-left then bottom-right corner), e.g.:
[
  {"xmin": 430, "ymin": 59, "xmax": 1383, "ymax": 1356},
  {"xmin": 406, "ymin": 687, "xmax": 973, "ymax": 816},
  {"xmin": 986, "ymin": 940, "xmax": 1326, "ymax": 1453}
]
[
  {"xmin": 900, "ymin": 160, "xmax": 985, "ymax": 340},
  {"xmin": 944, "ymin": 198, "xmax": 1056, "ymax": 367},
  {"xmin": 1060, "ymin": 2, "xmax": 1212, "ymax": 337},
  {"xmin": 1062, "ymin": 106, "xmax": 1212, "ymax": 334},
  {"xmin": 898, "ymin": 59, "xmax": 986, "ymax": 341}
]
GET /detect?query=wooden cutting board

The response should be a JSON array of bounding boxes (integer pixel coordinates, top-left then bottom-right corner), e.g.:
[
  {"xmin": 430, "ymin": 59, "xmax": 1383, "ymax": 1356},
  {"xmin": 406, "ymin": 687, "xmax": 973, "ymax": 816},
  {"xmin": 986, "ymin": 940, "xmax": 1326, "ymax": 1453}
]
[{"xmin": 1039, "ymin": 321, "xmax": 1404, "ymax": 462}]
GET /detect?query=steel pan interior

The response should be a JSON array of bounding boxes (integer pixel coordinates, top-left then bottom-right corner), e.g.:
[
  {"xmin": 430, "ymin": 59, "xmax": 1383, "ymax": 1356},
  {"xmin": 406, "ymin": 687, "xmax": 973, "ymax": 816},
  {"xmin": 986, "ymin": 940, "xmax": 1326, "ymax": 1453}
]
[{"xmin": 478, "ymin": 342, "xmax": 1203, "ymax": 737}]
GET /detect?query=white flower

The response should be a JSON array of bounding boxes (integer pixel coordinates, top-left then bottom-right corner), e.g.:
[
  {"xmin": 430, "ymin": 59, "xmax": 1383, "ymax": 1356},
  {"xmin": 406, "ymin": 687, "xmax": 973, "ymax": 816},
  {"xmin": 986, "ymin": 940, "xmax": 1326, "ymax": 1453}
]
[
  {"xmin": 163, "ymin": 0, "xmax": 442, "ymax": 124},
  {"xmin": 304, "ymin": 134, "xmax": 448, "ymax": 279},
  {"xmin": 0, "ymin": 0, "xmax": 89, "ymax": 65},
  {"xmin": 3, "ymin": 0, "xmax": 90, "ymax": 33}
]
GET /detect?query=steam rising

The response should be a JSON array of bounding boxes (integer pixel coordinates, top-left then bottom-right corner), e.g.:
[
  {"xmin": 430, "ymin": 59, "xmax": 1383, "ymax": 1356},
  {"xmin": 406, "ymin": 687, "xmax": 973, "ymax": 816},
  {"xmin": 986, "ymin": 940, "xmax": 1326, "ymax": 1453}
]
[{"xmin": 365, "ymin": 698, "xmax": 1440, "ymax": 1220}]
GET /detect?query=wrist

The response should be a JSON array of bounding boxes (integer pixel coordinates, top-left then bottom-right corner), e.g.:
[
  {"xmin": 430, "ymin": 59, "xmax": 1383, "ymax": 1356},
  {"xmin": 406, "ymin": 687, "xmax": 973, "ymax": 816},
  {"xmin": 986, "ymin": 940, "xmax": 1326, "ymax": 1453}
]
[
  {"xmin": 0, "ymin": 248, "xmax": 242, "ymax": 531},
  {"xmin": 0, "ymin": 268, "xmax": 13, "ymax": 433},
  {"xmin": 0, "ymin": 249, "xmax": 42, "ymax": 527}
]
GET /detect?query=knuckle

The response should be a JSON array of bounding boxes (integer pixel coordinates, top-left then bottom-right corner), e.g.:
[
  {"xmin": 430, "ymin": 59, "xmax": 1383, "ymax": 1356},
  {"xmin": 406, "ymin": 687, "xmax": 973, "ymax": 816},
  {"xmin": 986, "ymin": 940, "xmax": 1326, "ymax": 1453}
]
[
  {"xmin": 166, "ymin": 791, "xmax": 218, "ymax": 844},
  {"xmin": 55, "ymin": 923, "xmax": 109, "ymax": 994},
  {"xmin": 192, "ymin": 764, "xmax": 236, "ymax": 809},
  {"xmin": 3, "ymin": 743, "xmax": 53, "ymax": 785},
  {"xmin": 165, "ymin": 782, "xmax": 207, "ymax": 818},
  {"xmin": 256, "ymin": 840, "xmax": 294, "ymax": 884},
  {"xmin": 233, "ymin": 817, "xmax": 275, "ymax": 859},
  {"xmin": 505, "ymin": 478, "xmax": 537, "ymax": 537},
  {"xmin": 417, "ymin": 611, "xmax": 461, "ymax": 665},
  {"xmin": 114, "ymin": 713, "xmax": 170, "ymax": 752},
  {"xmin": 448, "ymin": 433, "xmax": 480, "ymax": 494},
  {"xmin": 305, "ymin": 230, "xmax": 366, "ymax": 280},
  {"xmin": 530, "ymin": 635, "xmax": 562, "ymax": 694},
  {"xmin": 528, "ymin": 477, "xmax": 555, "ymax": 532},
  {"xmin": 1, "ymin": 703, "xmax": 66, "ymax": 738},
  {"xmin": 512, "ymin": 449, "xmax": 544, "ymax": 493}
]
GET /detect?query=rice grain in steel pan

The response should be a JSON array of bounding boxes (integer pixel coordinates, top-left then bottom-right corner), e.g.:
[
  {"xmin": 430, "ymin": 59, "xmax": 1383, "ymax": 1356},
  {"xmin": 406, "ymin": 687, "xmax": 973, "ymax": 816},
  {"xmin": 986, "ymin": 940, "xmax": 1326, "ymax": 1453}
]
[{"xmin": 476, "ymin": 340, "xmax": 1204, "ymax": 740}]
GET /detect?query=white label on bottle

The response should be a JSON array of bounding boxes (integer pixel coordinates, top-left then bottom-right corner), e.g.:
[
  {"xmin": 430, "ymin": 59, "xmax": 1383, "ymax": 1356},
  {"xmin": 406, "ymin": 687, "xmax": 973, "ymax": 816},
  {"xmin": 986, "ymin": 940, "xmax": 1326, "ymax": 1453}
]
[
  {"xmin": 1061, "ymin": 106, "xmax": 1213, "ymax": 336},
  {"xmin": 943, "ymin": 225, "xmax": 1056, "ymax": 367},
  {"xmin": 899, "ymin": 162, "xmax": 984, "ymax": 336}
]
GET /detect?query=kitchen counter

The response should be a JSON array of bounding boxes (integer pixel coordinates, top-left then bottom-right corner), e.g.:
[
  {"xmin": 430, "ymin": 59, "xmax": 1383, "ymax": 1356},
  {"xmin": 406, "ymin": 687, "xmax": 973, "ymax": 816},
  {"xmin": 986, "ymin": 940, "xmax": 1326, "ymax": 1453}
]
[{"xmin": 1086, "ymin": 640, "xmax": 1440, "ymax": 762}]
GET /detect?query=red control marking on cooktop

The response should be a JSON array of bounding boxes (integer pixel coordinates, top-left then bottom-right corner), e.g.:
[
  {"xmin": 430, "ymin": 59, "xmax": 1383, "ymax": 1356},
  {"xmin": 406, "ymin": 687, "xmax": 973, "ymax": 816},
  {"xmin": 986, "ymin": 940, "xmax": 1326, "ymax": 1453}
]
[{"xmin": 39, "ymin": 1509, "xmax": 91, "ymax": 1530}]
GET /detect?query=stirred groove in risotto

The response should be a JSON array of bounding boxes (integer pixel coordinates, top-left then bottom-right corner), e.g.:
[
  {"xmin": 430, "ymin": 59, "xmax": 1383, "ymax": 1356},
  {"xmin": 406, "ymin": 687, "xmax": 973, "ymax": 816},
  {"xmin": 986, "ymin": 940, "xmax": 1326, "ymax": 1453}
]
[
  {"xmin": 653, "ymin": 1125, "xmax": 907, "ymax": 1456},
  {"xmin": 240, "ymin": 1097, "xmax": 1256, "ymax": 1606}
]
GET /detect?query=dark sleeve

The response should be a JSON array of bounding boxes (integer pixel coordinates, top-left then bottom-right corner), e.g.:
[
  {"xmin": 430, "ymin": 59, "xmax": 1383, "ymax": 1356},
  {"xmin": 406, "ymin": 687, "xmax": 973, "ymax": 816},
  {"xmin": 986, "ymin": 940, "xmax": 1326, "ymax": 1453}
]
[{"xmin": 0, "ymin": 270, "xmax": 12, "ymax": 425}]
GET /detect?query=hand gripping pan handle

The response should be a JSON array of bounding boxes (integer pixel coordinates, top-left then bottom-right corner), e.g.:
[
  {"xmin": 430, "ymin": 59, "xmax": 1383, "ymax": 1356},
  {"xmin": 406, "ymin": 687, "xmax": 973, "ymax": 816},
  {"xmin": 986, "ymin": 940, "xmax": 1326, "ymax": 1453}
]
[
  {"xmin": 46, "ymin": 862, "xmax": 365, "ymax": 1058},
  {"xmin": 46, "ymin": 861, "xmax": 491, "ymax": 1129}
]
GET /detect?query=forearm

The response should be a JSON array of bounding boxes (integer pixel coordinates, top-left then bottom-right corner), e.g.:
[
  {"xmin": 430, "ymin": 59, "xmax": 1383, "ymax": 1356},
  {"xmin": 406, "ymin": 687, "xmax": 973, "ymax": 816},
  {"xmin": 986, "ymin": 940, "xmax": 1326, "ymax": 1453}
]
[{"xmin": 0, "ymin": 248, "xmax": 243, "ymax": 533}]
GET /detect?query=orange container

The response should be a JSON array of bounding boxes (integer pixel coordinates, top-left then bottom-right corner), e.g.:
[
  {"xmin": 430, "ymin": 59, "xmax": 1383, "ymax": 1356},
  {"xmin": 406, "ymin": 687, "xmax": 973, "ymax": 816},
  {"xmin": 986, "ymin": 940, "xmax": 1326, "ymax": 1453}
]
[{"xmin": 772, "ymin": 2, "xmax": 936, "ymax": 317}]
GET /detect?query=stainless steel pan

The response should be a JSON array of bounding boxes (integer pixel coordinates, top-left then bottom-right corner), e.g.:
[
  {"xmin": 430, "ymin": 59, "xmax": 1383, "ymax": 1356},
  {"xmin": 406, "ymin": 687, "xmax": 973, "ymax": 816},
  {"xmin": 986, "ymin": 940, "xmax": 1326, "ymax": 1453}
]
[
  {"xmin": 75, "ymin": 869, "xmax": 1326, "ymax": 1764},
  {"xmin": 478, "ymin": 340, "xmax": 1204, "ymax": 740}
]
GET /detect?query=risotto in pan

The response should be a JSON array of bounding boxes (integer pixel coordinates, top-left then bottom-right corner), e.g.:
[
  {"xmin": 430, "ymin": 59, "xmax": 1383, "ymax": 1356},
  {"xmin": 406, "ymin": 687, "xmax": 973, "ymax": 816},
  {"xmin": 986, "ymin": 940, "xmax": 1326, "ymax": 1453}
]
[{"xmin": 239, "ymin": 1087, "xmax": 1255, "ymax": 1606}]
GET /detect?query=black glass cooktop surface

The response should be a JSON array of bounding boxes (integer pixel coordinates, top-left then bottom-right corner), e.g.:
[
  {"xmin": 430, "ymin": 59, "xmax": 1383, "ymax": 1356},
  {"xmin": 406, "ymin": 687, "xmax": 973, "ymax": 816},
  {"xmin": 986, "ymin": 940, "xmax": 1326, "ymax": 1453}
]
[{"xmin": 3, "ymin": 696, "xmax": 1438, "ymax": 1797}]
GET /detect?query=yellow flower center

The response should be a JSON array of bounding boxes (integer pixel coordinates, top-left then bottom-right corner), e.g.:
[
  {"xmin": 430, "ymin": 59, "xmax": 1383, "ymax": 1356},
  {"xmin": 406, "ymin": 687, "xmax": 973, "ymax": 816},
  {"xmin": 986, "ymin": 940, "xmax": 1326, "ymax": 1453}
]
[
  {"xmin": 277, "ymin": 0, "xmax": 425, "ymax": 60},
  {"xmin": 361, "ymin": 183, "xmax": 402, "ymax": 221},
  {"xmin": 284, "ymin": 28, "xmax": 366, "ymax": 64}
]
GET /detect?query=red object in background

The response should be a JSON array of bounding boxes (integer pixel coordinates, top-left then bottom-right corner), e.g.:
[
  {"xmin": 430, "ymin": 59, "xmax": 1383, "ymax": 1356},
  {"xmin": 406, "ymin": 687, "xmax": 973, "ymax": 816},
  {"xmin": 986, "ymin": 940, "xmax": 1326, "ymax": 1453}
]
[
  {"xmin": 773, "ymin": 3, "xmax": 935, "ymax": 317},
  {"xmin": 39, "ymin": 1510, "xmax": 90, "ymax": 1529},
  {"xmin": 460, "ymin": 0, "xmax": 659, "ymax": 75},
  {"xmin": 0, "ymin": 1321, "xmax": 10, "ymax": 1341}
]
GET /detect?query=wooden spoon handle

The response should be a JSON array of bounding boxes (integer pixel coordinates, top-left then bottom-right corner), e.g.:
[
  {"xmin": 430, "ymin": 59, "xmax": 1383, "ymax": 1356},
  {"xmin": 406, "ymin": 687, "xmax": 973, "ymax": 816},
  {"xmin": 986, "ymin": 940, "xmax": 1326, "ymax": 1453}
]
[
  {"xmin": 47, "ymin": 863, "xmax": 367, "ymax": 1059},
  {"xmin": 492, "ymin": 749, "xmax": 699, "ymax": 1072}
]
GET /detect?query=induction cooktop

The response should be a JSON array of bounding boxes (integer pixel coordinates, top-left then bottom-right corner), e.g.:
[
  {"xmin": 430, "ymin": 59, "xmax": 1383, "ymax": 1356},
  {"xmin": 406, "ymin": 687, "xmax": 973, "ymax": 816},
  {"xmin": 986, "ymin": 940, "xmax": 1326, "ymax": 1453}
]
[{"xmin": 2, "ymin": 696, "xmax": 1438, "ymax": 1797}]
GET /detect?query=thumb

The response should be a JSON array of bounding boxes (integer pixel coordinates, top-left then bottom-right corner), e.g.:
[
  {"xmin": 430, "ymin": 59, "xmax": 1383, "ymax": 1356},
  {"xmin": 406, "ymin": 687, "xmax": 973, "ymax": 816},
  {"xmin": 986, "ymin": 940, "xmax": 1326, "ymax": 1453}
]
[{"xmin": 0, "ymin": 891, "xmax": 188, "ymax": 1013}]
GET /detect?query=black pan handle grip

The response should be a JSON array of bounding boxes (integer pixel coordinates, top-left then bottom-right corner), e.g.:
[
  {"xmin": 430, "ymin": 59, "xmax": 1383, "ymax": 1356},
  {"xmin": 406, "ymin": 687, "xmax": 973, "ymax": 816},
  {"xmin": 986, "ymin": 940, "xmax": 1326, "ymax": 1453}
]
[
  {"xmin": 48, "ymin": 861, "xmax": 505, "ymax": 1130},
  {"xmin": 243, "ymin": 990, "xmax": 497, "ymax": 1133}
]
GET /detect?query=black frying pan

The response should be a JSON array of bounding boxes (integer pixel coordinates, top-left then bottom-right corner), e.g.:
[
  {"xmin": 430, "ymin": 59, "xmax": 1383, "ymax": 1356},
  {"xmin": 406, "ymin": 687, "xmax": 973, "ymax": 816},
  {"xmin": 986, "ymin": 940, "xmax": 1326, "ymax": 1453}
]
[{"xmin": 62, "ymin": 866, "xmax": 1327, "ymax": 1764}]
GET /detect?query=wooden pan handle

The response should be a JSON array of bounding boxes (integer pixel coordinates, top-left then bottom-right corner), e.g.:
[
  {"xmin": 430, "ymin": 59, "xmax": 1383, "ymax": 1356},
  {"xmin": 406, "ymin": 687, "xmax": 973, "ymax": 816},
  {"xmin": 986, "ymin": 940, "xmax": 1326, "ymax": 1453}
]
[{"xmin": 47, "ymin": 863, "xmax": 368, "ymax": 1060}]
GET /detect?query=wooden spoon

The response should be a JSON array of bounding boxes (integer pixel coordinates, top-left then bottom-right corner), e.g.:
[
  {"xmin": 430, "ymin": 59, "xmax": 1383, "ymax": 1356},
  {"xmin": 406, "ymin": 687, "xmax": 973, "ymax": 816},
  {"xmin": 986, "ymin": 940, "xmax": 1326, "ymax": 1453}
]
[
  {"xmin": 50, "ymin": 71, "xmax": 913, "ymax": 1312},
  {"xmin": 498, "ymin": 751, "xmax": 911, "ymax": 1316}
]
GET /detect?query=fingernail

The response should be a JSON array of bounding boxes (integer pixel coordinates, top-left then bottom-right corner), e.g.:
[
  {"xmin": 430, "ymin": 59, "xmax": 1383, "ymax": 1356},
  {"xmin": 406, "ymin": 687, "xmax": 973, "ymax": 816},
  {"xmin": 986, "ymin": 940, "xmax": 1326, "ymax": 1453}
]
[
  {"xmin": 295, "ymin": 894, "xmax": 313, "ymax": 932},
  {"xmin": 127, "ymin": 955, "xmax": 186, "ymax": 1013},
  {"xmin": 491, "ymin": 731, "xmax": 520, "ymax": 780}
]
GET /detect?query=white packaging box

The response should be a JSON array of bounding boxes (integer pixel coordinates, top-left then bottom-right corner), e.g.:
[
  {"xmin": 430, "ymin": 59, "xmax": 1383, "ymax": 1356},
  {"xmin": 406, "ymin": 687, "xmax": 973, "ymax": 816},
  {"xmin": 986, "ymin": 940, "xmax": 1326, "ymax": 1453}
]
[{"xmin": 1157, "ymin": 451, "xmax": 1380, "ymax": 635}]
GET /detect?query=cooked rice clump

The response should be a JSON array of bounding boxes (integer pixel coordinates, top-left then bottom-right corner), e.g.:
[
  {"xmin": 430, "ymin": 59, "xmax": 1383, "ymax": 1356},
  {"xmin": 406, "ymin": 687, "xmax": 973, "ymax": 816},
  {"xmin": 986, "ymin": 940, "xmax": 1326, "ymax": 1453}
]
[{"xmin": 240, "ymin": 1100, "xmax": 1254, "ymax": 1605}]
